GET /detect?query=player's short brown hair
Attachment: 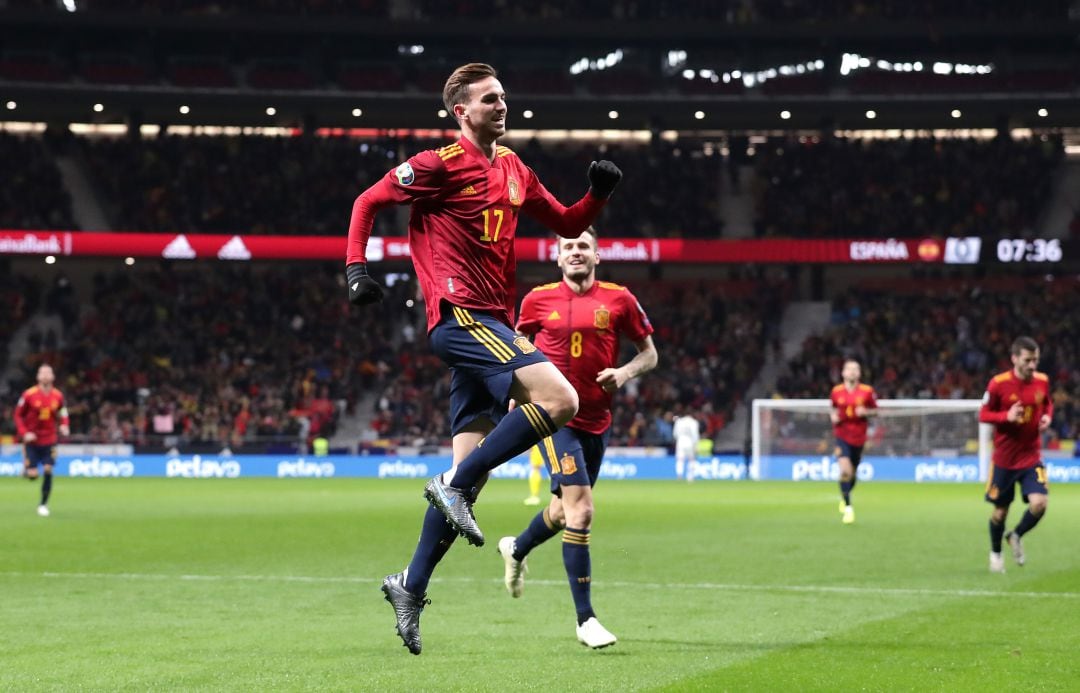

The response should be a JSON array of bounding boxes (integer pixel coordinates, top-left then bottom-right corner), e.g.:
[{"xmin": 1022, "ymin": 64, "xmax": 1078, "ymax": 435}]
[
  {"xmin": 1011, "ymin": 336, "xmax": 1039, "ymax": 355},
  {"xmin": 443, "ymin": 63, "xmax": 497, "ymax": 115},
  {"xmin": 555, "ymin": 227, "xmax": 599, "ymax": 248}
]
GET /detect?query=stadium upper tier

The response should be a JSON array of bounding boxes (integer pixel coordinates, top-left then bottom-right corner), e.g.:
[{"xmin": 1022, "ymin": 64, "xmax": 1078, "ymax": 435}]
[
  {"xmin": 752, "ymin": 135, "xmax": 1063, "ymax": 239},
  {"xmin": 3, "ymin": 132, "xmax": 1065, "ymax": 240}
]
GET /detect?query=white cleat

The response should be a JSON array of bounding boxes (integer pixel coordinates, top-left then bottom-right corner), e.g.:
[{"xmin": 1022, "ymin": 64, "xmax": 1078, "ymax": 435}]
[
  {"xmin": 497, "ymin": 536, "xmax": 527, "ymax": 598},
  {"xmin": 989, "ymin": 551, "xmax": 1006, "ymax": 573},
  {"xmin": 523, "ymin": 496, "xmax": 541, "ymax": 506},
  {"xmin": 576, "ymin": 617, "xmax": 617, "ymax": 649},
  {"xmin": 1005, "ymin": 531, "xmax": 1025, "ymax": 567},
  {"xmin": 37, "ymin": 505, "xmax": 50, "ymax": 517},
  {"xmin": 842, "ymin": 506, "xmax": 855, "ymax": 525}
]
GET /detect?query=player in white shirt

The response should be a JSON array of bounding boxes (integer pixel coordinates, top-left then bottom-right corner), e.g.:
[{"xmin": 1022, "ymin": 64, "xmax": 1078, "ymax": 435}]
[{"xmin": 673, "ymin": 413, "xmax": 700, "ymax": 482}]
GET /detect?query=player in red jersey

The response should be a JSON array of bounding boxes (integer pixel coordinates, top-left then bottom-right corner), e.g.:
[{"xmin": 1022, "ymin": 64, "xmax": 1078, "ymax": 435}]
[
  {"xmin": 829, "ymin": 359, "xmax": 878, "ymax": 524},
  {"xmin": 979, "ymin": 336, "xmax": 1052, "ymax": 573},
  {"xmin": 497, "ymin": 228, "xmax": 656, "ymax": 649},
  {"xmin": 345, "ymin": 63, "xmax": 622, "ymax": 655},
  {"xmin": 15, "ymin": 364, "xmax": 69, "ymax": 517}
]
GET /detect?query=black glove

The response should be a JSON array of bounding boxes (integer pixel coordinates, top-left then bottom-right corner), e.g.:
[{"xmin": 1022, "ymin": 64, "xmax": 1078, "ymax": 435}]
[
  {"xmin": 587, "ymin": 160, "xmax": 622, "ymax": 199},
  {"xmin": 346, "ymin": 262, "xmax": 384, "ymax": 306}
]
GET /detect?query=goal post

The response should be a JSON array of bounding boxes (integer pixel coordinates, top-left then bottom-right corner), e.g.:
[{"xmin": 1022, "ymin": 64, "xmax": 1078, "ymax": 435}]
[{"xmin": 750, "ymin": 399, "xmax": 992, "ymax": 483}]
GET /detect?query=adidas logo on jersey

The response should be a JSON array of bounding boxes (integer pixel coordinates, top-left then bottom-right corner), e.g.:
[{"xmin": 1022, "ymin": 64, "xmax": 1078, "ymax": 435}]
[
  {"xmin": 460, "ymin": 185, "xmax": 479, "ymax": 196},
  {"xmin": 548, "ymin": 310, "xmax": 561, "ymax": 320}
]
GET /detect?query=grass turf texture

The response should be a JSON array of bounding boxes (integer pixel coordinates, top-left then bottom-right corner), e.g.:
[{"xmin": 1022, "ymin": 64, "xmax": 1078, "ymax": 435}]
[{"xmin": 2, "ymin": 478, "xmax": 1078, "ymax": 692}]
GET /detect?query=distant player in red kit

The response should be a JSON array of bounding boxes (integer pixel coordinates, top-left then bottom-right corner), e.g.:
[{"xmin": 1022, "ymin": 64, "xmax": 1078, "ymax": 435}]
[
  {"xmin": 15, "ymin": 364, "xmax": 69, "ymax": 517},
  {"xmin": 497, "ymin": 228, "xmax": 656, "ymax": 649},
  {"xmin": 830, "ymin": 359, "xmax": 878, "ymax": 525},
  {"xmin": 980, "ymin": 336, "xmax": 1052, "ymax": 573},
  {"xmin": 345, "ymin": 63, "xmax": 622, "ymax": 654}
]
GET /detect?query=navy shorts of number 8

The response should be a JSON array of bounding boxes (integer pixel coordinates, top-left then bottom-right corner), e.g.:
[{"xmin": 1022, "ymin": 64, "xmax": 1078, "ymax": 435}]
[
  {"xmin": 428, "ymin": 302, "xmax": 551, "ymax": 435},
  {"xmin": 537, "ymin": 426, "xmax": 611, "ymax": 496},
  {"xmin": 984, "ymin": 463, "xmax": 1049, "ymax": 507},
  {"xmin": 834, "ymin": 439, "xmax": 864, "ymax": 467}
]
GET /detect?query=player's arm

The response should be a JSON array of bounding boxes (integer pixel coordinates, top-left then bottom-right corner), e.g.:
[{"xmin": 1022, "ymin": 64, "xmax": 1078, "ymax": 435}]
[
  {"xmin": 979, "ymin": 382, "xmax": 1021, "ymax": 423},
  {"xmin": 597, "ymin": 335, "xmax": 657, "ymax": 393},
  {"xmin": 829, "ymin": 391, "xmax": 841, "ymax": 424},
  {"xmin": 855, "ymin": 389, "xmax": 879, "ymax": 418},
  {"xmin": 345, "ymin": 152, "xmax": 446, "ymax": 305},
  {"xmin": 1039, "ymin": 384, "xmax": 1054, "ymax": 431},
  {"xmin": 520, "ymin": 161, "xmax": 620, "ymax": 237},
  {"xmin": 14, "ymin": 394, "xmax": 34, "ymax": 442}
]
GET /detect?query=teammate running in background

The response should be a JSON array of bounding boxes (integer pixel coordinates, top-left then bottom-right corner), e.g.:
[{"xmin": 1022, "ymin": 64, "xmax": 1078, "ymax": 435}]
[
  {"xmin": 673, "ymin": 412, "xmax": 700, "ymax": 482},
  {"xmin": 980, "ymin": 336, "xmax": 1052, "ymax": 573},
  {"xmin": 829, "ymin": 359, "xmax": 878, "ymax": 524},
  {"xmin": 15, "ymin": 364, "xmax": 69, "ymax": 517},
  {"xmin": 524, "ymin": 445, "xmax": 544, "ymax": 505},
  {"xmin": 497, "ymin": 227, "xmax": 656, "ymax": 649},
  {"xmin": 345, "ymin": 63, "xmax": 621, "ymax": 655}
]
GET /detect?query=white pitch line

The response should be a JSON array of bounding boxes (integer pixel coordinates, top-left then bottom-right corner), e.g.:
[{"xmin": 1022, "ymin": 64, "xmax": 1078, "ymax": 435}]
[{"xmin": 1, "ymin": 571, "xmax": 1077, "ymax": 600}]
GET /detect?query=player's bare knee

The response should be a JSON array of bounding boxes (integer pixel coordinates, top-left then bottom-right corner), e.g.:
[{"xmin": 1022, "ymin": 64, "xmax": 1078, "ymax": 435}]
[
  {"xmin": 990, "ymin": 507, "xmax": 1008, "ymax": 523},
  {"xmin": 1029, "ymin": 498, "xmax": 1047, "ymax": 515},
  {"xmin": 539, "ymin": 384, "xmax": 578, "ymax": 427},
  {"xmin": 547, "ymin": 502, "xmax": 566, "ymax": 528}
]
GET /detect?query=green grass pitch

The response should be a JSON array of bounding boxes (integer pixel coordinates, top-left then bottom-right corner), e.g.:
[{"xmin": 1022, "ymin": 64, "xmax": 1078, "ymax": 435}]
[{"xmin": 3, "ymin": 477, "xmax": 1079, "ymax": 691}]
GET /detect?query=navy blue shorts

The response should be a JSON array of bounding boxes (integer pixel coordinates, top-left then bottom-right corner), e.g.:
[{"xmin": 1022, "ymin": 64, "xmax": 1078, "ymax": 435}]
[
  {"xmin": 428, "ymin": 303, "xmax": 550, "ymax": 435},
  {"xmin": 537, "ymin": 426, "xmax": 610, "ymax": 496},
  {"xmin": 835, "ymin": 439, "xmax": 864, "ymax": 467},
  {"xmin": 24, "ymin": 444, "xmax": 57, "ymax": 468},
  {"xmin": 985, "ymin": 464, "xmax": 1049, "ymax": 507}
]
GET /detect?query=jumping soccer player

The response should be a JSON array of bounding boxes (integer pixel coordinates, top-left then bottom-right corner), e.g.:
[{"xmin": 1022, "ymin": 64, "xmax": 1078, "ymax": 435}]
[
  {"xmin": 15, "ymin": 364, "xmax": 69, "ymax": 517},
  {"xmin": 980, "ymin": 336, "xmax": 1052, "ymax": 573},
  {"xmin": 496, "ymin": 228, "xmax": 656, "ymax": 649},
  {"xmin": 345, "ymin": 63, "xmax": 621, "ymax": 654},
  {"xmin": 829, "ymin": 359, "xmax": 878, "ymax": 524}
]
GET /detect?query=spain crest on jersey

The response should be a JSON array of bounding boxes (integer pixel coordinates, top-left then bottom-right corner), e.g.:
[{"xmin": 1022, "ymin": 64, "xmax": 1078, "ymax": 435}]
[
  {"xmin": 513, "ymin": 336, "xmax": 537, "ymax": 354},
  {"xmin": 508, "ymin": 177, "xmax": 522, "ymax": 206},
  {"xmin": 593, "ymin": 307, "xmax": 610, "ymax": 330}
]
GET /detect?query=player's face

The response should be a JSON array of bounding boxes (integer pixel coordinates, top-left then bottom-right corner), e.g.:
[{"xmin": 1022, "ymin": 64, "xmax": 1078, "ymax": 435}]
[
  {"xmin": 458, "ymin": 76, "xmax": 507, "ymax": 141},
  {"xmin": 37, "ymin": 365, "xmax": 54, "ymax": 387},
  {"xmin": 557, "ymin": 233, "xmax": 598, "ymax": 281},
  {"xmin": 842, "ymin": 361, "xmax": 860, "ymax": 383},
  {"xmin": 1012, "ymin": 348, "xmax": 1039, "ymax": 380}
]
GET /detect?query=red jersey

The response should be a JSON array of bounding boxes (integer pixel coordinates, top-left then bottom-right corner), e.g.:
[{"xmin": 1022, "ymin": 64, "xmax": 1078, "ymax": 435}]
[
  {"xmin": 830, "ymin": 383, "xmax": 878, "ymax": 447},
  {"xmin": 517, "ymin": 280, "xmax": 653, "ymax": 434},
  {"xmin": 347, "ymin": 138, "xmax": 606, "ymax": 332},
  {"xmin": 15, "ymin": 385, "xmax": 69, "ymax": 446},
  {"xmin": 979, "ymin": 369, "xmax": 1052, "ymax": 470}
]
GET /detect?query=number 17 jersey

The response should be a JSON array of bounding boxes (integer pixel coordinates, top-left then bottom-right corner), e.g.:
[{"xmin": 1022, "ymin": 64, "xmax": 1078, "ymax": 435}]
[
  {"xmin": 517, "ymin": 280, "xmax": 653, "ymax": 434},
  {"xmin": 345, "ymin": 137, "xmax": 606, "ymax": 332}
]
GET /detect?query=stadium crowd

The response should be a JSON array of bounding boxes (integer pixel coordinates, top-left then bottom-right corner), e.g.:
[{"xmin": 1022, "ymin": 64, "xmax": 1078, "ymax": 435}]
[
  {"xmin": 5, "ymin": 263, "xmax": 417, "ymax": 451},
  {"xmin": 752, "ymin": 135, "xmax": 1063, "ymax": 239},
  {"xmin": 72, "ymin": 134, "xmax": 723, "ymax": 238},
  {"xmin": 774, "ymin": 276, "xmax": 1080, "ymax": 445},
  {"xmin": 0, "ymin": 132, "xmax": 76, "ymax": 232},
  {"xmin": 371, "ymin": 274, "xmax": 789, "ymax": 448}
]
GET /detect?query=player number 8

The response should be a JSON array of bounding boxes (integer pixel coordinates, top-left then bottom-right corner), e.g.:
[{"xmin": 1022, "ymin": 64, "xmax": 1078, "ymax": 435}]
[{"xmin": 570, "ymin": 331, "xmax": 583, "ymax": 358}]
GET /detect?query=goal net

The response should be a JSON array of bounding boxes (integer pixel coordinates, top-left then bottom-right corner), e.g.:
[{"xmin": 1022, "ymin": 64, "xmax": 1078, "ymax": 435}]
[{"xmin": 750, "ymin": 399, "xmax": 991, "ymax": 483}]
